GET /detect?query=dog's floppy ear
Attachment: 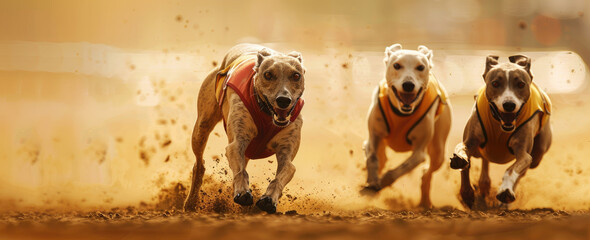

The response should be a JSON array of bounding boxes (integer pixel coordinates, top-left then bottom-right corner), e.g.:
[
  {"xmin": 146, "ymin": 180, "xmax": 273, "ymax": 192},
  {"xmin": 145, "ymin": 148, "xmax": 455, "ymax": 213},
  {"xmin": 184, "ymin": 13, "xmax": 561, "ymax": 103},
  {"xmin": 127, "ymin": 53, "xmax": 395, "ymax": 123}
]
[
  {"xmin": 508, "ymin": 54, "xmax": 533, "ymax": 80},
  {"xmin": 384, "ymin": 43, "xmax": 402, "ymax": 63},
  {"xmin": 483, "ymin": 55, "xmax": 499, "ymax": 79},
  {"xmin": 418, "ymin": 45, "xmax": 433, "ymax": 67},
  {"xmin": 256, "ymin": 48, "xmax": 272, "ymax": 70},
  {"xmin": 287, "ymin": 51, "xmax": 303, "ymax": 63}
]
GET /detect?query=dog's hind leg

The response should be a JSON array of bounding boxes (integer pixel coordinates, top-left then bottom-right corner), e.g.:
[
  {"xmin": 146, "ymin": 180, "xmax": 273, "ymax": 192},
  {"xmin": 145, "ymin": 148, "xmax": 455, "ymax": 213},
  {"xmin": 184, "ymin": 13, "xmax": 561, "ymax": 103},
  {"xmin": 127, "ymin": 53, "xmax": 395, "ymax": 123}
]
[
  {"xmin": 478, "ymin": 158, "xmax": 491, "ymax": 198},
  {"xmin": 184, "ymin": 68, "xmax": 223, "ymax": 212},
  {"xmin": 420, "ymin": 106, "xmax": 451, "ymax": 208},
  {"xmin": 419, "ymin": 140, "xmax": 444, "ymax": 208},
  {"xmin": 257, "ymin": 118, "xmax": 302, "ymax": 214}
]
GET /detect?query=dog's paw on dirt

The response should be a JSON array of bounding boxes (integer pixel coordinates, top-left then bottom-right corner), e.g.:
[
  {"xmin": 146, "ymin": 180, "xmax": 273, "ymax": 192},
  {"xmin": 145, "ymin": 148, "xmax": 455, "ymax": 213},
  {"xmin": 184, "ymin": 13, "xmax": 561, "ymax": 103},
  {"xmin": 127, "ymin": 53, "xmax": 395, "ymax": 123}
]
[
  {"xmin": 233, "ymin": 191, "xmax": 254, "ymax": 206},
  {"xmin": 450, "ymin": 154, "xmax": 469, "ymax": 169},
  {"xmin": 496, "ymin": 189, "xmax": 516, "ymax": 204},
  {"xmin": 256, "ymin": 196, "xmax": 276, "ymax": 214},
  {"xmin": 359, "ymin": 185, "xmax": 381, "ymax": 197}
]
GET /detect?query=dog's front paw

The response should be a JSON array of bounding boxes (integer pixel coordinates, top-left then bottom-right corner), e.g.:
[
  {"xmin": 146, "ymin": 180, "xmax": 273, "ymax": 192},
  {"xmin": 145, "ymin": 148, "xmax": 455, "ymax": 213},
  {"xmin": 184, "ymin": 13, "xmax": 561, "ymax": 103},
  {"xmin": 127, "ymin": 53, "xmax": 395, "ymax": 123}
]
[
  {"xmin": 450, "ymin": 153, "xmax": 469, "ymax": 170},
  {"xmin": 233, "ymin": 191, "xmax": 254, "ymax": 206},
  {"xmin": 359, "ymin": 184, "xmax": 381, "ymax": 196},
  {"xmin": 496, "ymin": 189, "xmax": 516, "ymax": 204},
  {"xmin": 256, "ymin": 196, "xmax": 277, "ymax": 214}
]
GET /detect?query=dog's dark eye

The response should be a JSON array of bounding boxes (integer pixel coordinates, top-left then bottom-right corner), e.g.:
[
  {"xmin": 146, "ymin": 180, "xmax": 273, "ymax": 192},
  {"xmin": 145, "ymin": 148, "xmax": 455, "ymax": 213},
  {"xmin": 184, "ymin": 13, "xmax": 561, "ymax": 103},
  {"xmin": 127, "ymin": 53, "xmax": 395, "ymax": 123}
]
[
  {"xmin": 393, "ymin": 63, "xmax": 401, "ymax": 70},
  {"xmin": 517, "ymin": 82, "xmax": 526, "ymax": 89},
  {"xmin": 264, "ymin": 72, "xmax": 273, "ymax": 80},
  {"xmin": 492, "ymin": 81, "xmax": 500, "ymax": 88},
  {"xmin": 416, "ymin": 65, "xmax": 425, "ymax": 71},
  {"xmin": 292, "ymin": 73, "xmax": 301, "ymax": 81}
]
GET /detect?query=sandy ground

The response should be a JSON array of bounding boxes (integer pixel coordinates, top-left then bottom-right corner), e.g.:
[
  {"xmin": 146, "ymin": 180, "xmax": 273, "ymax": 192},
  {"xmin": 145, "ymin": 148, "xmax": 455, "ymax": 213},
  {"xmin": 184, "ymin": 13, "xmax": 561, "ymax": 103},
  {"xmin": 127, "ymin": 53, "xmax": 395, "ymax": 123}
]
[
  {"xmin": 1, "ymin": 208, "xmax": 589, "ymax": 240},
  {"xmin": 2, "ymin": 1, "xmax": 590, "ymax": 239}
]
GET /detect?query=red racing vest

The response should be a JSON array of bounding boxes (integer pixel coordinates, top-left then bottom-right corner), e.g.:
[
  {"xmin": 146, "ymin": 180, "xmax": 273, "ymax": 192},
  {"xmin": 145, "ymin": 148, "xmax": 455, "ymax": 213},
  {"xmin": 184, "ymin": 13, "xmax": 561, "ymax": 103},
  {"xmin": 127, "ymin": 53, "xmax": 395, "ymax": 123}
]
[{"xmin": 215, "ymin": 55, "xmax": 304, "ymax": 159}]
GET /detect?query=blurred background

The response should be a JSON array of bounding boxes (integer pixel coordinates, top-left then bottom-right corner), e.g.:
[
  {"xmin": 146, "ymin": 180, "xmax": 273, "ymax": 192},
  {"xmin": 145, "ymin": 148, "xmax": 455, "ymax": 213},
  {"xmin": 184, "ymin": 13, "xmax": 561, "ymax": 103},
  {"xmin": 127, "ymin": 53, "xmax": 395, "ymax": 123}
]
[{"xmin": 0, "ymin": 0, "xmax": 589, "ymax": 212}]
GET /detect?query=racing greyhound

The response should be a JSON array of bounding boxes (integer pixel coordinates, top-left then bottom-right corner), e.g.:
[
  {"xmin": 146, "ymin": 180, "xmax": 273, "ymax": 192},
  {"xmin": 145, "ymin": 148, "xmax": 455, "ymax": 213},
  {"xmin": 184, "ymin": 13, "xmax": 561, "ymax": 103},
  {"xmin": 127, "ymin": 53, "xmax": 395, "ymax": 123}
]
[
  {"xmin": 183, "ymin": 44, "xmax": 306, "ymax": 214},
  {"xmin": 362, "ymin": 44, "xmax": 452, "ymax": 208},
  {"xmin": 450, "ymin": 55, "xmax": 552, "ymax": 208}
]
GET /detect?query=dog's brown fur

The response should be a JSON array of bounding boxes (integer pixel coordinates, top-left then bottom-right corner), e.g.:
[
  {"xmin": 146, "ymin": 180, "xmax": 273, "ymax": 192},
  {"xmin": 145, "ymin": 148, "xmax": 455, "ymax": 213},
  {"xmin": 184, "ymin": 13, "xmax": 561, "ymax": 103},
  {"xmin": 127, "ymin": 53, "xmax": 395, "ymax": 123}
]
[
  {"xmin": 450, "ymin": 55, "xmax": 552, "ymax": 209},
  {"xmin": 183, "ymin": 44, "xmax": 305, "ymax": 213}
]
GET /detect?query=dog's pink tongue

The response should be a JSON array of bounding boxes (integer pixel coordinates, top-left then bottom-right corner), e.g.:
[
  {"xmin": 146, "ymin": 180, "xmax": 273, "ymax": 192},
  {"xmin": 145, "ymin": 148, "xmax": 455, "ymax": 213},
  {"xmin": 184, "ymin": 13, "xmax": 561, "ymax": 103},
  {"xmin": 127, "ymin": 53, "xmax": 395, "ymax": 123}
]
[
  {"xmin": 274, "ymin": 108, "xmax": 290, "ymax": 120},
  {"xmin": 399, "ymin": 92, "xmax": 416, "ymax": 105}
]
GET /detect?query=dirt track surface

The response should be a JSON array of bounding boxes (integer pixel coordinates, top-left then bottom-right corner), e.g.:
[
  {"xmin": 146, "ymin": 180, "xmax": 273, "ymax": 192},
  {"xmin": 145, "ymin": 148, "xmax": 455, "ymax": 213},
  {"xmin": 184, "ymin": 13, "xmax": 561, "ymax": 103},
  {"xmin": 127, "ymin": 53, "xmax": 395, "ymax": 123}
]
[{"xmin": 1, "ymin": 208, "xmax": 589, "ymax": 240}]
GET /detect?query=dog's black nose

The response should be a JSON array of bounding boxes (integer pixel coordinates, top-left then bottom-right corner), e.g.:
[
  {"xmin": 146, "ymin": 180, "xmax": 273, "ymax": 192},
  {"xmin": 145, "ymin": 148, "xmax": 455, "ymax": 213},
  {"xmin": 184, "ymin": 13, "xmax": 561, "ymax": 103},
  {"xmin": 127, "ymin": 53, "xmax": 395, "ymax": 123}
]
[
  {"xmin": 276, "ymin": 96, "xmax": 292, "ymax": 109},
  {"xmin": 402, "ymin": 82, "xmax": 415, "ymax": 92},
  {"xmin": 503, "ymin": 102, "xmax": 516, "ymax": 112}
]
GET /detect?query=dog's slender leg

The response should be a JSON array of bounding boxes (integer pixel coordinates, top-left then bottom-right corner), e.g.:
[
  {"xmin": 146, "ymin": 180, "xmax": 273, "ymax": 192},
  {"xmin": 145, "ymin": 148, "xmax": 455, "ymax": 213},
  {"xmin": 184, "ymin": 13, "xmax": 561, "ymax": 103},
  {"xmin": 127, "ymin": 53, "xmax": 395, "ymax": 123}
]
[
  {"xmin": 364, "ymin": 134, "xmax": 385, "ymax": 190},
  {"xmin": 362, "ymin": 87, "xmax": 389, "ymax": 193},
  {"xmin": 496, "ymin": 151, "xmax": 532, "ymax": 204},
  {"xmin": 377, "ymin": 139, "xmax": 387, "ymax": 175},
  {"xmin": 496, "ymin": 119, "xmax": 537, "ymax": 204},
  {"xmin": 530, "ymin": 123, "xmax": 552, "ymax": 169},
  {"xmin": 460, "ymin": 163, "xmax": 475, "ymax": 209},
  {"xmin": 380, "ymin": 146, "xmax": 429, "ymax": 188},
  {"xmin": 478, "ymin": 158, "xmax": 491, "ymax": 198},
  {"xmin": 224, "ymin": 93, "xmax": 257, "ymax": 207},
  {"xmin": 380, "ymin": 100, "xmax": 436, "ymax": 189},
  {"xmin": 451, "ymin": 109, "xmax": 484, "ymax": 170},
  {"xmin": 419, "ymin": 140, "xmax": 445, "ymax": 208},
  {"xmin": 184, "ymin": 69, "xmax": 223, "ymax": 212},
  {"xmin": 420, "ymin": 105, "xmax": 451, "ymax": 208},
  {"xmin": 257, "ymin": 118, "xmax": 302, "ymax": 214}
]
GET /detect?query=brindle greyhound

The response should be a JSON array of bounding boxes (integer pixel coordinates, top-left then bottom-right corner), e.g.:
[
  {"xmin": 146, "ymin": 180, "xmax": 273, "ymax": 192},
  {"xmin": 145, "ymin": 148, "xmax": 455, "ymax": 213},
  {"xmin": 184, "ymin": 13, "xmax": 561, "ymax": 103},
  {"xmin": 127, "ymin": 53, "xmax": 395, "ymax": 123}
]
[
  {"xmin": 450, "ymin": 55, "xmax": 552, "ymax": 209},
  {"xmin": 183, "ymin": 44, "xmax": 306, "ymax": 214},
  {"xmin": 362, "ymin": 44, "xmax": 452, "ymax": 208}
]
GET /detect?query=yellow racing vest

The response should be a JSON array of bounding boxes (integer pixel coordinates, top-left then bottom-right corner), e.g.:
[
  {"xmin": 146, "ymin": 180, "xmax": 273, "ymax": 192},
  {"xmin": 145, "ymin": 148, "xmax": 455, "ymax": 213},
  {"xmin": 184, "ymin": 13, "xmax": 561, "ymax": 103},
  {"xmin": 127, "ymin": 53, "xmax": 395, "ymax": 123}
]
[
  {"xmin": 377, "ymin": 75, "xmax": 448, "ymax": 152},
  {"xmin": 476, "ymin": 83, "xmax": 552, "ymax": 163}
]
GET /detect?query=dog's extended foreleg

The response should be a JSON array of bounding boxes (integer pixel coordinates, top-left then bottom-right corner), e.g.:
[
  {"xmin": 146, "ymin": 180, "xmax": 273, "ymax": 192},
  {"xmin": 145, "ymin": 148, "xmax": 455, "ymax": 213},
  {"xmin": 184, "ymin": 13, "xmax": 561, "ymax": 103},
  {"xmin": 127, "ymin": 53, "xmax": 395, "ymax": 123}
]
[
  {"xmin": 257, "ymin": 119, "xmax": 301, "ymax": 214},
  {"xmin": 226, "ymin": 139, "xmax": 254, "ymax": 206},
  {"xmin": 380, "ymin": 149, "xmax": 427, "ymax": 188},
  {"xmin": 496, "ymin": 151, "xmax": 532, "ymax": 204},
  {"xmin": 257, "ymin": 149, "xmax": 296, "ymax": 214},
  {"xmin": 497, "ymin": 123, "xmax": 536, "ymax": 204},
  {"xmin": 224, "ymin": 96, "xmax": 257, "ymax": 207},
  {"xmin": 364, "ymin": 134, "xmax": 384, "ymax": 191}
]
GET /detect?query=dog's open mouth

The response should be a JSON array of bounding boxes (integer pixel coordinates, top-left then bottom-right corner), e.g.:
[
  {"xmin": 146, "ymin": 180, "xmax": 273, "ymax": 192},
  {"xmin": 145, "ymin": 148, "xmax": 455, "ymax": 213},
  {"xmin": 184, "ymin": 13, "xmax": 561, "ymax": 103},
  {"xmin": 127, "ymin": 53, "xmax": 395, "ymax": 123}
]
[
  {"xmin": 490, "ymin": 102, "xmax": 518, "ymax": 132},
  {"xmin": 272, "ymin": 107, "xmax": 291, "ymax": 127},
  {"xmin": 499, "ymin": 112, "xmax": 516, "ymax": 132},
  {"xmin": 392, "ymin": 87, "xmax": 423, "ymax": 113}
]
